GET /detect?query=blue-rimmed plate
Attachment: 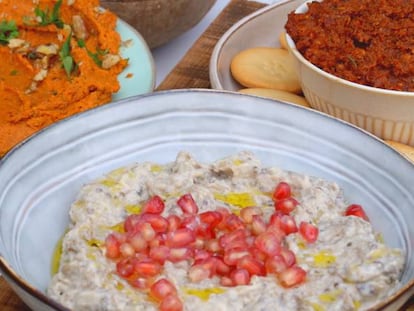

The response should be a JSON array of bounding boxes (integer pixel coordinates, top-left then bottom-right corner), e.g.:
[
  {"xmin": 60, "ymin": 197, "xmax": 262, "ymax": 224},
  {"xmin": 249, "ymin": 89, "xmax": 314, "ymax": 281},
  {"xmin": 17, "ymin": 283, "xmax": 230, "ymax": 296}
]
[{"xmin": 114, "ymin": 19, "xmax": 156, "ymax": 99}]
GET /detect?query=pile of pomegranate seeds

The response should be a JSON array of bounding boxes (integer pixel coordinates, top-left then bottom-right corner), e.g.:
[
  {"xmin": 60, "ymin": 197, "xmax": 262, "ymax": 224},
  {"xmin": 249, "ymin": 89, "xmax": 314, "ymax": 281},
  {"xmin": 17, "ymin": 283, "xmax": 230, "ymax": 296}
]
[{"xmin": 104, "ymin": 181, "xmax": 370, "ymax": 311}]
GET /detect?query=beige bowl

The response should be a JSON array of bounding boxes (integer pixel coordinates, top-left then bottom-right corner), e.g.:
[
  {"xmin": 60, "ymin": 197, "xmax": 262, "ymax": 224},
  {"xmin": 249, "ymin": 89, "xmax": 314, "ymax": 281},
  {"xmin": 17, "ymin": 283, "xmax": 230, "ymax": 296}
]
[
  {"xmin": 101, "ymin": 0, "xmax": 216, "ymax": 48},
  {"xmin": 285, "ymin": 1, "xmax": 414, "ymax": 147}
]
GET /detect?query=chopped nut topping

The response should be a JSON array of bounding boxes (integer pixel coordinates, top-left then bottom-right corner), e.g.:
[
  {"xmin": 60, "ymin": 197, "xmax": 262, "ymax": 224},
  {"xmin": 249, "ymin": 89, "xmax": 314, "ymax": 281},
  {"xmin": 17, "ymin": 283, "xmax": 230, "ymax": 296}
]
[
  {"xmin": 36, "ymin": 43, "xmax": 59, "ymax": 55},
  {"xmin": 72, "ymin": 15, "xmax": 87, "ymax": 40},
  {"xmin": 8, "ymin": 38, "xmax": 26, "ymax": 49},
  {"xmin": 33, "ymin": 69, "xmax": 48, "ymax": 82},
  {"xmin": 101, "ymin": 54, "xmax": 121, "ymax": 69}
]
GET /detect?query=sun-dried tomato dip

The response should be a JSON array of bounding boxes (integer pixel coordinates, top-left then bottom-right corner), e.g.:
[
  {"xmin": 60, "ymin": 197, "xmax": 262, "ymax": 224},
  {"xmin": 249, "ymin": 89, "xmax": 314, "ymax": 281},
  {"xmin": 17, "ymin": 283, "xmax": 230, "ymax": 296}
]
[
  {"xmin": 285, "ymin": 0, "xmax": 414, "ymax": 92},
  {"xmin": 47, "ymin": 151, "xmax": 404, "ymax": 311}
]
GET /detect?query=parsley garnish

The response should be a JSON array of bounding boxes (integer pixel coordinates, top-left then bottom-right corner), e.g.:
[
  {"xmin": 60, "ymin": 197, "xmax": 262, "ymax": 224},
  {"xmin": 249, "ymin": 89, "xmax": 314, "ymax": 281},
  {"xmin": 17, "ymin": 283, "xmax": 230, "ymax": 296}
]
[
  {"xmin": 0, "ymin": 20, "xmax": 19, "ymax": 45},
  {"xmin": 59, "ymin": 31, "xmax": 74, "ymax": 77},
  {"xmin": 35, "ymin": 0, "xmax": 64, "ymax": 29},
  {"xmin": 77, "ymin": 39, "xmax": 108, "ymax": 67}
]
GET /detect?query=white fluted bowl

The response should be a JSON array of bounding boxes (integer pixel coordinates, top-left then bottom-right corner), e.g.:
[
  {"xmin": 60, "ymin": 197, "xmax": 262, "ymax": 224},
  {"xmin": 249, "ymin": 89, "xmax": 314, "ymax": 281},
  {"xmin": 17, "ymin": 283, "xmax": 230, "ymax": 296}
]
[{"xmin": 285, "ymin": 0, "xmax": 414, "ymax": 146}]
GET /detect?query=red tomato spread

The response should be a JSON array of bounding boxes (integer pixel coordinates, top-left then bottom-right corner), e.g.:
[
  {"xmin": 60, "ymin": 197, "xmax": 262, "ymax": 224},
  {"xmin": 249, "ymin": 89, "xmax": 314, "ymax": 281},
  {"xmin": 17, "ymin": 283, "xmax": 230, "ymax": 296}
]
[{"xmin": 285, "ymin": 0, "xmax": 414, "ymax": 92}]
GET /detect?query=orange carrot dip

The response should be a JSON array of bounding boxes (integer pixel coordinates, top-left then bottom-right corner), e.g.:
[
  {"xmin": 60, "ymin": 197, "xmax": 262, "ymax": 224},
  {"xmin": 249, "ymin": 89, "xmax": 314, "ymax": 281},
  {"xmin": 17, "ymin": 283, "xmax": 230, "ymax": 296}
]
[{"xmin": 0, "ymin": 0, "xmax": 128, "ymax": 156}]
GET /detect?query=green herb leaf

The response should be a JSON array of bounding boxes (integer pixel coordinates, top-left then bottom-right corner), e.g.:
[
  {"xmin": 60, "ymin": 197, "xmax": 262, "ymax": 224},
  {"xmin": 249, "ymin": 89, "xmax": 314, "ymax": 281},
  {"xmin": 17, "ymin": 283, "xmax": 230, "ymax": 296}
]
[
  {"xmin": 0, "ymin": 19, "xmax": 19, "ymax": 45},
  {"xmin": 77, "ymin": 39, "xmax": 106, "ymax": 67},
  {"xmin": 35, "ymin": 0, "xmax": 64, "ymax": 29},
  {"xmin": 62, "ymin": 55, "xmax": 74, "ymax": 77},
  {"xmin": 59, "ymin": 31, "xmax": 75, "ymax": 77},
  {"xmin": 77, "ymin": 39, "xmax": 86, "ymax": 48},
  {"xmin": 10, "ymin": 69, "xmax": 18, "ymax": 76},
  {"xmin": 87, "ymin": 50, "xmax": 103, "ymax": 67}
]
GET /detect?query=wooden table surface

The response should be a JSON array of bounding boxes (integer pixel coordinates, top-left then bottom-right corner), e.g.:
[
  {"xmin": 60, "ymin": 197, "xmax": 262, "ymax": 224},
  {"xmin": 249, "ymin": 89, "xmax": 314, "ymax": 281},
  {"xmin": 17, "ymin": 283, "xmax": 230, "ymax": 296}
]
[{"xmin": 1, "ymin": 0, "xmax": 413, "ymax": 310}]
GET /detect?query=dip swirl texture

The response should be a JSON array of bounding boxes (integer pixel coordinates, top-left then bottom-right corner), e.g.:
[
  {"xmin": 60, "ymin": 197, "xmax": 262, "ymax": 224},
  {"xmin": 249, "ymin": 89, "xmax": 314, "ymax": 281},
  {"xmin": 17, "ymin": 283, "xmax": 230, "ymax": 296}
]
[{"xmin": 47, "ymin": 151, "xmax": 405, "ymax": 311}]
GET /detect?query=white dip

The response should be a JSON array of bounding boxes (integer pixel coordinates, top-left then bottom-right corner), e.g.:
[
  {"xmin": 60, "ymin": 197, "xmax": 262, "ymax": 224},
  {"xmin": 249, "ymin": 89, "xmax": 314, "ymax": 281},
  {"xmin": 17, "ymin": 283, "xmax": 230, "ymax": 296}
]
[{"xmin": 47, "ymin": 151, "xmax": 405, "ymax": 311}]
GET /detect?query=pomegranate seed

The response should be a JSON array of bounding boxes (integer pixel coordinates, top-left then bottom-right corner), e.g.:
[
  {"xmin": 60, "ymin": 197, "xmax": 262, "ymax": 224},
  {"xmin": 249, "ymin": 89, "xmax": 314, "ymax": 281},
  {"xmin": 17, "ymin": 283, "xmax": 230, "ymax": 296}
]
[
  {"xmin": 220, "ymin": 276, "xmax": 234, "ymax": 287},
  {"xmin": 275, "ymin": 197, "xmax": 299, "ymax": 215},
  {"xmin": 272, "ymin": 182, "xmax": 291, "ymax": 201},
  {"xmin": 180, "ymin": 215, "xmax": 199, "ymax": 230},
  {"xmin": 113, "ymin": 232, "xmax": 127, "ymax": 244},
  {"xmin": 223, "ymin": 248, "xmax": 250, "ymax": 266},
  {"xmin": 199, "ymin": 211, "xmax": 223, "ymax": 227},
  {"xmin": 265, "ymin": 255, "xmax": 288, "ymax": 274},
  {"xmin": 223, "ymin": 214, "xmax": 245, "ymax": 231},
  {"xmin": 194, "ymin": 249, "xmax": 212, "ymax": 262},
  {"xmin": 280, "ymin": 248, "xmax": 296, "ymax": 267},
  {"xmin": 188, "ymin": 264, "xmax": 211, "ymax": 282},
  {"xmin": 215, "ymin": 207, "xmax": 231, "ymax": 230},
  {"xmin": 168, "ymin": 247, "xmax": 193, "ymax": 262},
  {"xmin": 129, "ymin": 277, "xmax": 150, "ymax": 290},
  {"xmin": 219, "ymin": 229, "xmax": 248, "ymax": 249},
  {"xmin": 254, "ymin": 231, "xmax": 282, "ymax": 256},
  {"xmin": 124, "ymin": 214, "xmax": 141, "ymax": 233},
  {"xmin": 119, "ymin": 242, "xmax": 135, "ymax": 257},
  {"xmin": 150, "ymin": 278, "xmax": 177, "ymax": 301},
  {"xmin": 345, "ymin": 204, "xmax": 369, "ymax": 221},
  {"xmin": 214, "ymin": 256, "xmax": 232, "ymax": 276},
  {"xmin": 192, "ymin": 237, "xmax": 205, "ymax": 249},
  {"xmin": 129, "ymin": 233, "xmax": 148, "ymax": 252},
  {"xmin": 166, "ymin": 228, "xmax": 196, "ymax": 247},
  {"xmin": 251, "ymin": 215, "xmax": 267, "ymax": 235},
  {"xmin": 105, "ymin": 233, "xmax": 120, "ymax": 259},
  {"xmin": 205, "ymin": 239, "xmax": 222, "ymax": 253},
  {"xmin": 195, "ymin": 224, "xmax": 216, "ymax": 239},
  {"xmin": 134, "ymin": 259, "xmax": 162, "ymax": 277},
  {"xmin": 177, "ymin": 193, "xmax": 199, "ymax": 214},
  {"xmin": 231, "ymin": 268, "xmax": 250, "ymax": 285},
  {"xmin": 116, "ymin": 258, "xmax": 135, "ymax": 278},
  {"xmin": 240, "ymin": 206, "xmax": 263, "ymax": 224},
  {"xmin": 268, "ymin": 212, "xmax": 292, "ymax": 236},
  {"xmin": 198, "ymin": 257, "xmax": 219, "ymax": 276},
  {"xmin": 167, "ymin": 215, "xmax": 181, "ymax": 232},
  {"xmin": 250, "ymin": 246, "xmax": 267, "ymax": 262},
  {"xmin": 299, "ymin": 221, "xmax": 319, "ymax": 243},
  {"xmin": 279, "ymin": 214, "xmax": 298, "ymax": 235},
  {"xmin": 149, "ymin": 245, "xmax": 170, "ymax": 263},
  {"xmin": 140, "ymin": 222, "xmax": 156, "ymax": 241},
  {"xmin": 141, "ymin": 214, "xmax": 169, "ymax": 233},
  {"xmin": 278, "ymin": 266, "xmax": 306, "ymax": 288},
  {"xmin": 237, "ymin": 256, "xmax": 265, "ymax": 276},
  {"xmin": 142, "ymin": 195, "xmax": 165, "ymax": 214},
  {"xmin": 159, "ymin": 294, "xmax": 183, "ymax": 311}
]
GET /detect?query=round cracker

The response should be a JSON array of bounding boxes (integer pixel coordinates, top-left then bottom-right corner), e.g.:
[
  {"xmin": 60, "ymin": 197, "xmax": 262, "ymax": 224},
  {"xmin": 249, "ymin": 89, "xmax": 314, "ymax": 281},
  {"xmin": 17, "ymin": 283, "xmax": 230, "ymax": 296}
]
[
  {"xmin": 279, "ymin": 31, "xmax": 288, "ymax": 50},
  {"xmin": 239, "ymin": 88, "xmax": 310, "ymax": 108},
  {"xmin": 385, "ymin": 140, "xmax": 414, "ymax": 162},
  {"xmin": 230, "ymin": 47, "xmax": 301, "ymax": 94}
]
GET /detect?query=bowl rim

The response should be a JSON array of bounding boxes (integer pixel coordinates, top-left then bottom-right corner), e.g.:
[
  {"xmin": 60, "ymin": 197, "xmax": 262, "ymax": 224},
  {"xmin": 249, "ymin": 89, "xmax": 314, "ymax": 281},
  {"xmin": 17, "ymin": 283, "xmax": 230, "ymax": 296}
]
[
  {"xmin": 286, "ymin": 0, "xmax": 414, "ymax": 97},
  {"xmin": 209, "ymin": 0, "xmax": 300, "ymax": 90},
  {"xmin": 0, "ymin": 88, "xmax": 413, "ymax": 310}
]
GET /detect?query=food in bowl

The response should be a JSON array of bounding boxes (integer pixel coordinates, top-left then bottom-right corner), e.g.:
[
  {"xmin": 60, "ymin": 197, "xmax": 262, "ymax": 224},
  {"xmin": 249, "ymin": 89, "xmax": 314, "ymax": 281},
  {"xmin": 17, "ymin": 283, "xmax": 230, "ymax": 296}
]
[
  {"xmin": 285, "ymin": 0, "xmax": 414, "ymax": 92},
  {"xmin": 0, "ymin": 0, "xmax": 128, "ymax": 156},
  {"xmin": 47, "ymin": 151, "xmax": 404, "ymax": 310}
]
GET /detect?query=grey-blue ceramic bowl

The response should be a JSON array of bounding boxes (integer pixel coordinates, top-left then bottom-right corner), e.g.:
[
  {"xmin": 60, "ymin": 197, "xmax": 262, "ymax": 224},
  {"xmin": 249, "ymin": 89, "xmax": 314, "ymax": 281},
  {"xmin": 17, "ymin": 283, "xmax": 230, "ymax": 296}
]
[{"xmin": 0, "ymin": 89, "xmax": 413, "ymax": 310}]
